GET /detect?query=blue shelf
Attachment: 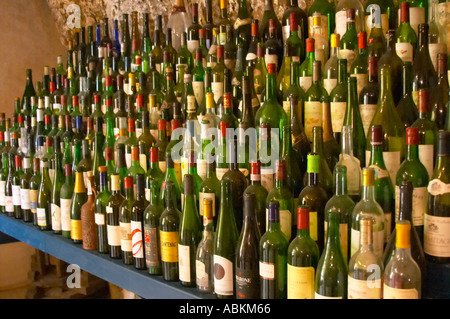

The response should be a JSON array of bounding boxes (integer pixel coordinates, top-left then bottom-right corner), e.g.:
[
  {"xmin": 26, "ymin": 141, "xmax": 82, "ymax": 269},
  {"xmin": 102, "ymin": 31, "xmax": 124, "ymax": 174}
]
[{"xmin": 0, "ymin": 213, "xmax": 215, "ymax": 299}]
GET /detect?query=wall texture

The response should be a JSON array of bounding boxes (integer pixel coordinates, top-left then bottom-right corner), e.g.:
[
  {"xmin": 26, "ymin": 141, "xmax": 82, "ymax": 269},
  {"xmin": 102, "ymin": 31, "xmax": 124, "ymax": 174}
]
[{"xmin": 0, "ymin": 0, "xmax": 67, "ymax": 118}]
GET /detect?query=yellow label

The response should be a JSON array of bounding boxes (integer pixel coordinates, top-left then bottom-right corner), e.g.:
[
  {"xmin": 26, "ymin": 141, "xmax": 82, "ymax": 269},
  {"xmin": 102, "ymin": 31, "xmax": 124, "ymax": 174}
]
[
  {"xmin": 348, "ymin": 276, "xmax": 382, "ymax": 299},
  {"xmin": 160, "ymin": 230, "xmax": 179, "ymax": 263},
  {"xmin": 304, "ymin": 102, "xmax": 323, "ymax": 143},
  {"xmin": 310, "ymin": 211, "xmax": 318, "ymax": 241},
  {"xmin": 71, "ymin": 219, "xmax": 82, "ymax": 240},
  {"xmin": 30, "ymin": 190, "xmax": 38, "ymax": 213},
  {"xmin": 287, "ymin": 265, "xmax": 315, "ymax": 299},
  {"xmin": 383, "ymin": 284, "xmax": 419, "ymax": 299}
]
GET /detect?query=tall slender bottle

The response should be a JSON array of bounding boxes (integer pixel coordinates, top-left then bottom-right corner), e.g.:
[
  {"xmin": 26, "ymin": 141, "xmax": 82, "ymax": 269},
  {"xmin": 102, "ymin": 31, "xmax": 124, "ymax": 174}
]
[
  {"xmin": 20, "ymin": 157, "xmax": 33, "ymax": 222},
  {"xmin": 287, "ymin": 206, "xmax": 320, "ymax": 299},
  {"xmin": 196, "ymin": 197, "xmax": 215, "ymax": 293},
  {"xmin": 36, "ymin": 159, "xmax": 52, "ymax": 231},
  {"xmin": 70, "ymin": 171, "xmax": 87, "ymax": 243},
  {"xmin": 396, "ymin": 62, "xmax": 419, "ymax": 130},
  {"xmin": 395, "ymin": 2, "xmax": 417, "ymax": 63},
  {"xmin": 430, "ymin": 54, "xmax": 449, "ymax": 130},
  {"xmin": 359, "ymin": 55, "xmax": 379, "ymax": 138},
  {"xmin": 106, "ymin": 174, "xmax": 125, "ymax": 259},
  {"xmin": 119, "ymin": 177, "xmax": 134, "ymax": 265},
  {"xmin": 95, "ymin": 167, "xmax": 110, "ymax": 254},
  {"xmin": 214, "ymin": 179, "xmax": 239, "ymax": 299},
  {"xmin": 130, "ymin": 174, "xmax": 148, "ymax": 269}
]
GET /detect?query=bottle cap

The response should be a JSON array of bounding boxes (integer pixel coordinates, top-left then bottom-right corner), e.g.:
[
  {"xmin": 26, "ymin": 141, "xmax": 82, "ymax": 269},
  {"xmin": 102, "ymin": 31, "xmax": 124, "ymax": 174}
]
[
  {"xmin": 275, "ymin": 160, "xmax": 286, "ymax": 180},
  {"xmin": 158, "ymin": 119, "xmax": 166, "ymax": 131},
  {"xmin": 362, "ymin": 168, "xmax": 375, "ymax": 186},
  {"xmin": 406, "ymin": 127, "xmax": 419, "ymax": 146},
  {"xmin": 124, "ymin": 176, "xmax": 134, "ymax": 189},
  {"xmin": 184, "ymin": 174, "xmax": 194, "ymax": 196},
  {"xmin": 15, "ymin": 155, "xmax": 22, "ymax": 167},
  {"xmin": 297, "ymin": 205, "xmax": 310, "ymax": 230},
  {"xmin": 203, "ymin": 198, "xmax": 213, "ymax": 222},
  {"xmin": 306, "ymin": 154, "xmax": 319, "ymax": 174},
  {"xmin": 128, "ymin": 119, "xmax": 136, "ymax": 132},
  {"xmin": 370, "ymin": 125, "xmax": 383, "ymax": 146},
  {"xmin": 395, "ymin": 220, "xmax": 411, "ymax": 249},
  {"xmin": 417, "ymin": 90, "xmax": 428, "ymax": 113},
  {"xmin": 289, "ymin": 13, "xmax": 297, "ymax": 31},
  {"xmin": 267, "ymin": 200, "xmax": 280, "ymax": 223},
  {"xmin": 267, "ymin": 63, "xmax": 276, "ymax": 74},
  {"xmin": 216, "ymin": 45, "xmax": 224, "ymax": 59},
  {"xmin": 330, "ymin": 33, "xmax": 340, "ymax": 48},
  {"xmin": 306, "ymin": 38, "xmax": 314, "ymax": 53},
  {"xmin": 251, "ymin": 20, "xmax": 259, "ymax": 36}
]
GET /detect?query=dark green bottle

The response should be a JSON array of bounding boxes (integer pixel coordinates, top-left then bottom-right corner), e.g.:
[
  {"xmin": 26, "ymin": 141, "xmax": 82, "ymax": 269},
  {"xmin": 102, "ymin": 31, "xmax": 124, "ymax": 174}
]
[
  {"xmin": 131, "ymin": 174, "xmax": 148, "ymax": 270},
  {"xmin": 95, "ymin": 167, "xmax": 110, "ymax": 254}
]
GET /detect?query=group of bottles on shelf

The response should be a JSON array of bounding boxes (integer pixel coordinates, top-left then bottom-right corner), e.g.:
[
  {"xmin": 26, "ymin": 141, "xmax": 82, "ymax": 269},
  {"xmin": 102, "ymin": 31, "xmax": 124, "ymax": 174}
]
[{"xmin": 1, "ymin": 0, "xmax": 449, "ymax": 299}]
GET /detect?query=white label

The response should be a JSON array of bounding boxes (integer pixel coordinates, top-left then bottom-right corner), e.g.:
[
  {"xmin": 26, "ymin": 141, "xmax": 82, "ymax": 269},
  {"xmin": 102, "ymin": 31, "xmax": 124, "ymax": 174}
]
[
  {"xmin": 215, "ymin": 167, "xmax": 229, "ymax": 181},
  {"xmin": 330, "ymin": 102, "xmax": 347, "ymax": 133},
  {"xmin": 12, "ymin": 185, "xmax": 21, "ymax": 206},
  {"xmin": 125, "ymin": 153, "xmax": 132, "ymax": 168},
  {"xmin": 20, "ymin": 188, "xmax": 30, "ymax": 210},
  {"xmin": 396, "ymin": 42, "xmax": 414, "ymax": 63},
  {"xmin": 408, "ymin": 7, "xmax": 426, "ymax": 35},
  {"xmin": 395, "ymin": 186, "xmax": 427, "ymax": 227},
  {"xmin": 323, "ymin": 78, "xmax": 337, "ymax": 95},
  {"xmin": 159, "ymin": 160, "xmax": 167, "ymax": 174},
  {"xmin": 428, "ymin": 179, "xmax": 450, "ymax": 196},
  {"xmin": 0, "ymin": 181, "xmax": 6, "ymax": 206},
  {"xmin": 369, "ymin": 165, "xmax": 390, "ymax": 180},
  {"xmin": 359, "ymin": 104, "xmax": 377, "ymax": 137},
  {"xmin": 213, "ymin": 255, "xmax": 234, "ymax": 296},
  {"xmin": 383, "ymin": 151, "xmax": 401, "ymax": 187},
  {"xmin": 351, "ymin": 228, "xmax": 384, "ymax": 258},
  {"xmin": 418, "ymin": 144, "xmax": 434, "ymax": 179},
  {"xmin": 348, "ymin": 276, "xmax": 382, "ymax": 299},
  {"xmin": 5, "ymin": 196, "xmax": 13, "ymax": 213},
  {"xmin": 335, "ymin": 10, "xmax": 348, "ymax": 38},
  {"xmin": 383, "ymin": 285, "xmax": 419, "ymax": 299},
  {"xmin": 131, "ymin": 220, "xmax": 144, "ymax": 258},
  {"xmin": 95, "ymin": 213, "xmax": 105, "ymax": 225},
  {"xmin": 120, "ymin": 222, "xmax": 132, "ymax": 252},
  {"xmin": 196, "ymin": 260, "xmax": 208, "ymax": 287},
  {"xmin": 211, "ymin": 82, "xmax": 224, "ymax": 104},
  {"xmin": 259, "ymin": 261, "xmax": 275, "ymax": 280},
  {"xmin": 37, "ymin": 208, "xmax": 47, "ymax": 226},
  {"xmin": 199, "ymin": 192, "xmax": 215, "ymax": 217},
  {"xmin": 299, "ymin": 76, "xmax": 313, "ymax": 92},
  {"xmin": 107, "ymin": 225, "xmax": 121, "ymax": 246},
  {"xmin": 192, "ymin": 81, "xmax": 204, "ymax": 105},
  {"xmin": 178, "ymin": 244, "xmax": 191, "ymax": 283},
  {"xmin": 60, "ymin": 198, "xmax": 72, "ymax": 232},
  {"xmin": 260, "ymin": 168, "xmax": 274, "ymax": 192},
  {"xmin": 315, "ymin": 49, "xmax": 326, "ymax": 68},
  {"xmin": 315, "ymin": 293, "xmax": 342, "ymax": 299},
  {"xmin": 429, "ymin": 43, "xmax": 447, "ymax": 72},
  {"xmin": 264, "ymin": 54, "xmax": 278, "ymax": 71},
  {"xmin": 51, "ymin": 203, "xmax": 61, "ymax": 231},
  {"xmin": 424, "ymin": 214, "xmax": 450, "ymax": 257},
  {"xmin": 197, "ymin": 158, "xmax": 207, "ymax": 180},
  {"xmin": 304, "ymin": 101, "xmax": 323, "ymax": 142},
  {"xmin": 139, "ymin": 154, "xmax": 147, "ymax": 172},
  {"xmin": 187, "ymin": 40, "xmax": 199, "ymax": 53}
]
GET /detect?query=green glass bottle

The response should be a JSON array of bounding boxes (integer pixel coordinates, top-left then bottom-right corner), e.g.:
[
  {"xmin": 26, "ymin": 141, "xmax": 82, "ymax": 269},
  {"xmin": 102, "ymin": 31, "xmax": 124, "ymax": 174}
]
[
  {"xmin": 36, "ymin": 159, "xmax": 52, "ymax": 231},
  {"xmin": 143, "ymin": 178, "xmax": 164, "ymax": 275},
  {"xmin": 324, "ymin": 165, "xmax": 356, "ymax": 262},
  {"xmin": 196, "ymin": 198, "xmax": 215, "ymax": 293},
  {"xmin": 339, "ymin": 9, "xmax": 358, "ymax": 72},
  {"xmin": 349, "ymin": 32, "xmax": 369, "ymax": 98},
  {"xmin": 119, "ymin": 177, "xmax": 134, "ymax": 265},
  {"xmin": 29, "ymin": 158, "xmax": 41, "ymax": 226},
  {"xmin": 20, "ymin": 157, "xmax": 33, "ymax": 222},
  {"xmin": 50, "ymin": 140, "xmax": 64, "ymax": 234},
  {"xmin": 299, "ymin": 39, "xmax": 315, "ymax": 93},
  {"xmin": 329, "ymin": 59, "xmax": 349, "ymax": 144},
  {"xmin": 130, "ymin": 174, "xmax": 148, "ymax": 269},
  {"xmin": 145, "ymin": 147, "xmax": 165, "ymax": 202},
  {"xmin": 287, "ymin": 206, "xmax": 320, "ymax": 299},
  {"xmin": 159, "ymin": 181, "xmax": 182, "ymax": 281},
  {"xmin": 396, "ymin": 62, "xmax": 419, "ymax": 130},
  {"xmin": 95, "ymin": 167, "xmax": 110, "ymax": 254},
  {"xmin": 12, "ymin": 155, "xmax": 24, "ymax": 219},
  {"xmin": 395, "ymin": 2, "xmax": 418, "ymax": 63},
  {"xmin": 308, "ymin": 0, "xmax": 335, "ymax": 40},
  {"xmin": 259, "ymin": 200, "xmax": 289, "ymax": 299},
  {"xmin": 298, "ymin": 154, "xmax": 329, "ymax": 253},
  {"xmin": 315, "ymin": 210, "xmax": 348, "ymax": 299}
]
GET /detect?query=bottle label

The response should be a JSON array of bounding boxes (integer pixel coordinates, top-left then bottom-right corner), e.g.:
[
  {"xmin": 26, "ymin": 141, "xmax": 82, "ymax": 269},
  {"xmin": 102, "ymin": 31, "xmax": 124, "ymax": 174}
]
[
  {"xmin": 125, "ymin": 153, "xmax": 132, "ymax": 169},
  {"xmin": 429, "ymin": 44, "xmax": 446, "ymax": 72},
  {"xmin": 359, "ymin": 104, "xmax": 377, "ymax": 137},
  {"xmin": 383, "ymin": 284, "xmax": 419, "ymax": 299},
  {"xmin": 0, "ymin": 181, "xmax": 5, "ymax": 206},
  {"xmin": 383, "ymin": 151, "xmax": 401, "ymax": 187},
  {"xmin": 395, "ymin": 186, "xmax": 427, "ymax": 227},
  {"xmin": 369, "ymin": 165, "xmax": 390, "ymax": 180},
  {"xmin": 264, "ymin": 54, "xmax": 278, "ymax": 71},
  {"xmin": 315, "ymin": 49, "xmax": 326, "ymax": 69},
  {"xmin": 315, "ymin": 292, "xmax": 342, "ymax": 299},
  {"xmin": 12, "ymin": 185, "xmax": 21, "ymax": 206},
  {"xmin": 159, "ymin": 160, "xmax": 167, "ymax": 174},
  {"xmin": 187, "ymin": 40, "xmax": 199, "ymax": 53},
  {"xmin": 418, "ymin": 144, "xmax": 434, "ymax": 179},
  {"xmin": 215, "ymin": 167, "xmax": 229, "ymax": 181},
  {"xmin": 138, "ymin": 153, "xmax": 147, "ymax": 173},
  {"xmin": 350, "ymin": 73, "xmax": 368, "ymax": 97},
  {"xmin": 197, "ymin": 158, "xmax": 207, "ymax": 180},
  {"xmin": 71, "ymin": 219, "xmax": 82, "ymax": 240},
  {"xmin": 299, "ymin": 76, "xmax": 313, "ymax": 92},
  {"xmin": 308, "ymin": 15, "xmax": 328, "ymax": 38},
  {"xmin": 395, "ymin": 42, "xmax": 414, "ymax": 63},
  {"xmin": 260, "ymin": 168, "xmax": 274, "ymax": 192},
  {"xmin": 51, "ymin": 204, "xmax": 61, "ymax": 231},
  {"xmin": 95, "ymin": 213, "xmax": 105, "ymax": 225},
  {"xmin": 144, "ymin": 227, "xmax": 159, "ymax": 267},
  {"xmin": 351, "ymin": 228, "xmax": 384, "ymax": 258},
  {"xmin": 330, "ymin": 102, "xmax": 347, "ymax": 133},
  {"xmin": 304, "ymin": 101, "xmax": 323, "ymax": 143},
  {"xmin": 120, "ymin": 221, "xmax": 132, "ymax": 252},
  {"xmin": 192, "ymin": 81, "xmax": 204, "ymax": 105},
  {"xmin": 427, "ymin": 179, "xmax": 450, "ymax": 196},
  {"xmin": 199, "ymin": 192, "xmax": 215, "ymax": 217},
  {"xmin": 178, "ymin": 244, "xmax": 191, "ymax": 283},
  {"xmin": 424, "ymin": 214, "xmax": 450, "ymax": 257},
  {"xmin": 37, "ymin": 208, "xmax": 47, "ymax": 226},
  {"xmin": 348, "ymin": 276, "xmax": 382, "ymax": 299},
  {"xmin": 131, "ymin": 220, "xmax": 144, "ymax": 258},
  {"xmin": 160, "ymin": 230, "xmax": 179, "ymax": 263},
  {"xmin": 213, "ymin": 255, "xmax": 234, "ymax": 296},
  {"xmin": 60, "ymin": 198, "xmax": 72, "ymax": 232},
  {"xmin": 107, "ymin": 225, "xmax": 121, "ymax": 246},
  {"xmin": 401, "ymin": 7, "xmax": 425, "ymax": 35},
  {"xmin": 323, "ymin": 78, "xmax": 337, "ymax": 95},
  {"xmin": 310, "ymin": 211, "xmax": 318, "ymax": 241},
  {"xmin": 265, "ymin": 208, "xmax": 292, "ymax": 240},
  {"xmin": 338, "ymin": 49, "xmax": 357, "ymax": 70},
  {"xmin": 211, "ymin": 82, "xmax": 224, "ymax": 104},
  {"xmin": 287, "ymin": 265, "xmax": 315, "ymax": 299},
  {"xmin": 259, "ymin": 261, "xmax": 275, "ymax": 280},
  {"xmin": 5, "ymin": 196, "xmax": 13, "ymax": 213},
  {"xmin": 20, "ymin": 188, "xmax": 30, "ymax": 210},
  {"xmin": 196, "ymin": 260, "xmax": 209, "ymax": 289}
]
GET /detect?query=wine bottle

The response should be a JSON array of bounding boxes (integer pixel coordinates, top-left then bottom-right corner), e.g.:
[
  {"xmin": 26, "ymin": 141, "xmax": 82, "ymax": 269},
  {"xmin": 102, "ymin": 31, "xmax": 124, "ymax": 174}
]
[
  {"xmin": 214, "ymin": 179, "xmax": 239, "ymax": 299},
  {"xmin": 338, "ymin": 9, "xmax": 358, "ymax": 72},
  {"xmin": 330, "ymin": 59, "xmax": 348, "ymax": 144},
  {"xmin": 347, "ymin": 218, "xmax": 383, "ymax": 299},
  {"xmin": 81, "ymin": 172, "xmax": 97, "ymax": 250},
  {"xmin": 235, "ymin": 192, "xmax": 261, "ymax": 299},
  {"xmin": 430, "ymin": 54, "xmax": 449, "ymax": 129},
  {"xmin": 323, "ymin": 34, "xmax": 340, "ymax": 95},
  {"xmin": 425, "ymin": 131, "xmax": 450, "ymax": 264},
  {"xmin": 349, "ymin": 32, "xmax": 368, "ymax": 98},
  {"xmin": 335, "ymin": 0, "xmax": 365, "ymax": 39},
  {"xmin": 364, "ymin": 0, "xmax": 395, "ymax": 35},
  {"xmin": 94, "ymin": 167, "xmax": 110, "ymax": 254},
  {"xmin": 307, "ymin": 126, "xmax": 333, "ymax": 196},
  {"xmin": 299, "ymin": 39, "xmax": 315, "ymax": 93},
  {"xmin": 308, "ymin": 0, "xmax": 335, "ymax": 40},
  {"xmin": 259, "ymin": 200, "xmax": 288, "ymax": 299},
  {"xmin": 298, "ymin": 154, "xmax": 329, "ymax": 252},
  {"xmin": 259, "ymin": 0, "xmax": 282, "ymax": 43},
  {"xmin": 196, "ymin": 197, "xmax": 215, "ymax": 293},
  {"xmin": 106, "ymin": 174, "xmax": 125, "ymax": 259},
  {"xmin": 366, "ymin": 4, "xmax": 386, "ymax": 60},
  {"xmin": 19, "ymin": 157, "xmax": 33, "ymax": 222},
  {"xmin": 396, "ymin": 62, "xmax": 419, "ymax": 130},
  {"xmin": 359, "ymin": 56, "xmax": 379, "ymax": 137},
  {"xmin": 131, "ymin": 174, "xmax": 148, "ymax": 270},
  {"xmin": 428, "ymin": 0, "xmax": 447, "ymax": 73},
  {"xmin": 244, "ymin": 161, "xmax": 268, "ymax": 237},
  {"xmin": 315, "ymin": 210, "xmax": 348, "ymax": 299},
  {"xmin": 310, "ymin": 14, "xmax": 329, "ymax": 70},
  {"xmin": 383, "ymin": 220, "xmax": 422, "ymax": 299},
  {"xmin": 395, "ymin": 2, "xmax": 418, "ymax": 63},
  {"xmin": 70, "ymin": 170, "xmax": 87, "ymax": 243},
  {"xmin": 160, "ymin": 181, "xmax": 182, "ymax": 281},
  {"xmin": 411, "ymin": 90, "xmax": 438, "ymax": 179},
  {"xmin": 281, "ymin": 0, "xmax": 308, "ymax": 47},
  {"xmin": 37, "ymin": 159, "xmax": 52, "ymax": 231},
  {"xmin": 119, "ymin": 177, "xmax": 134, "ymax": 265},
  {"xmin": 324, "ymin": 165, "xmax": 355, "ymax": 262},
  {"xmin": 351, "ymin": 168, "xmax": 385, "ymax": 258},
  {"xmin": 287, "ymin": 206, "xmax": 320, "ymax": 299},
  {"xmin": 264, "ymin": 19, "xmax": 283, "ymax": 73}
]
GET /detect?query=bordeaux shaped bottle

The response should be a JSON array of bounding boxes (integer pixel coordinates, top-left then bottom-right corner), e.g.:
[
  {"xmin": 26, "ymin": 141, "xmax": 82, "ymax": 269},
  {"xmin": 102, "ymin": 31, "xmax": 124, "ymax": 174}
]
[
  {"xmin": 106, "ymin": 174, "xmax": 125, "ymax": 259},
  {"xmin": 95, "ymin": 168, "xmax": 110, "ymax": 254},
  {"xmin": 359, "ymin": 55, "xmax": 379, "ymax": 137},
  {"xmin": 119, "ymin": 176, "xmax": 134, "ymax": 265},
  {"xmin": 396, "ymin": 62, "xmax": 419, "ymax": 130},
  {"xmin": 131, "ymin": 174, "xmax": 148, "ymax": 269}
]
